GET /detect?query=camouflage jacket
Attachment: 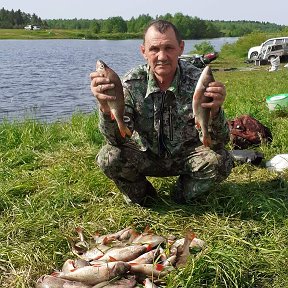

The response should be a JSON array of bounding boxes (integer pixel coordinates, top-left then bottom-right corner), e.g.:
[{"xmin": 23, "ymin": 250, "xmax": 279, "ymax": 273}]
[{"xmin": 98, "ymin": 59, "xmax": 230, "ymax": 158}]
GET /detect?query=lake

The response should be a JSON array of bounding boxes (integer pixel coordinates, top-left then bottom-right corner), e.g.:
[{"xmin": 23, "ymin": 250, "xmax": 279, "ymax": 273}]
[{"xmin": 0, "ymin": 37, "xmax": 238, "ymax": 122}]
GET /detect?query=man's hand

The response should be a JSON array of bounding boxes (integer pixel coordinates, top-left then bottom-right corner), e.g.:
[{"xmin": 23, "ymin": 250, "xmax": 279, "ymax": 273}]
[
  {"xmin": 202, "ymin": 81, "xmax": 226, "ymax": 118},
  {"xmin": 90, "ymin": 71, "xmax": 115, "ymax": 114}
]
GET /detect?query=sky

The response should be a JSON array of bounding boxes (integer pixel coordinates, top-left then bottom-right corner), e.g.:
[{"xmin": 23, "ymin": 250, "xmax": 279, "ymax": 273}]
[{"xmin": 1, "ymin": 0, "xmax": 287, "ymax": 26}]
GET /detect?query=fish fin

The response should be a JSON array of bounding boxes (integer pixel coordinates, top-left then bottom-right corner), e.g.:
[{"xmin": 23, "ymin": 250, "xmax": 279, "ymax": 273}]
[
  {"xmin": 109, "ymin": 256, "xmax": 117, "ymax": 262},
  {"xmin": 102, "ymin": 236, "xmax": 109, "ymax": 245},
  {"xmin": 129, "ymin": 262, "xmax": 137, "ymax": 266},
  {"xmin": 144, "ymin": 225, "xmax": 153, "ymax": 234},
  {"xmin": 156, "ymin": 263, "xmax": 164, "ymax": 271},
  {"xmin": 188, "ymin": 232, "xmax": 196, "ymax": 240},
  {"xmin": 75, "ymin": 226, "xmax": 85, "ymax": 241},
  {"xmin": 75, "ymin": 226, "xmax": 83, "ymax": 234},
  {"xmin": 129, "ymin": 230, "xmax": 140, "ymax": 242},
  {"xmin": 70, "ymin": 267, "xmax": 78, "ymax": 272},
  {"xmin": 110, "ymin": 112, "xmax": 115, "ymax": 120},
  {"xmin": 146, "ymin": 244, "xmax": 153, "ymax": 252},
  {"xmin": 203, "ymin": 135, "xmax": 212, "ymax": 147},
  {"xmin": 119, "ymin": 125, "xmax": 132, "ymax": 138}
]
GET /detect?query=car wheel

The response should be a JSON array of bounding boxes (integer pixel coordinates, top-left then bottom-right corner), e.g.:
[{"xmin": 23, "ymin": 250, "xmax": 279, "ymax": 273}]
[
  {"xmin": 268, "ymin": 55, "xmax": 276, "ymax": 62},
  {"xmin": 250, "ymin": 51, "xmax": 258, "ymax": 59}
]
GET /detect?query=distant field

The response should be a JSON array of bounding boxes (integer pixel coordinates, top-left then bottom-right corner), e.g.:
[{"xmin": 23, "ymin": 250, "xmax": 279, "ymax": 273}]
[
  {"xmin": 0, "ymin": 29, "xmax": 142, "ymax": 40},
  {"xmin": 0, "ymin": 29, "xmax": 88, "ymax": 39}
]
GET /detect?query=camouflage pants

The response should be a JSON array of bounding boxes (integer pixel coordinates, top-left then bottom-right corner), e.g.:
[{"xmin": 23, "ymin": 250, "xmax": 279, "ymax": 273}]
[{"xmin": 96, "ymin": 142, "xmax": 234, "ymax": 205}]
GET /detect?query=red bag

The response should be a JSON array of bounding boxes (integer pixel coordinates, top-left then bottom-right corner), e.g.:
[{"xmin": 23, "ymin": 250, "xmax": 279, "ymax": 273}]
[{"xmin": 227, "ymin": 115, "xmax": 273, "ymax": 149}]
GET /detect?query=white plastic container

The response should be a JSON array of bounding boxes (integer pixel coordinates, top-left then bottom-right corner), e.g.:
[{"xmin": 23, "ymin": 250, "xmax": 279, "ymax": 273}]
[
  {"xmin": 266, "ymin": 154, "xmax": 288, "ymax": 172},
  {"xmin": 266, "ymin": 94, "xmax": 288, "ymax": 111}
]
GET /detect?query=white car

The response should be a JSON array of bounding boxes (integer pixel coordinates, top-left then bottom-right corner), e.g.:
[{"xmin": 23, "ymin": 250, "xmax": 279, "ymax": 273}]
[
  {"xmin": 24, "ymin": 25, "xmax": 41, "ymax": 30},
  {"xmin": 247, "ymin": 37, "xmax": 288, "ymax": 60}
]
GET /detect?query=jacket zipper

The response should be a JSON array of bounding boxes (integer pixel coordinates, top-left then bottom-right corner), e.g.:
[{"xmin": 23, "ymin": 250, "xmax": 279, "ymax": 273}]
[
  {"xmin": 158, "ymin": 92, "xmax": 171, "ymax": 157},
  {"xmin": 169, "ymin": 105, "xmax": 173, "ymax": 141}
]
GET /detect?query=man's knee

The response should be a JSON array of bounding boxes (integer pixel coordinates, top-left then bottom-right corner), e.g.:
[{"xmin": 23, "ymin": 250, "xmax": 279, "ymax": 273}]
[
  {"xmin": 215, "ymin": 148, "xmax": 234, "ymax": 181},
  {"xmin": 96, "ymin": 144, "xmax": 122, "ymax": 175}
]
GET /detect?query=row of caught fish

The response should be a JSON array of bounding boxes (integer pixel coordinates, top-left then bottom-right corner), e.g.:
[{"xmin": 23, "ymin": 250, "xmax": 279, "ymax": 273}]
[{"xmin": 36, "ymin": 226, "xmax": 205, "ymax": 287}]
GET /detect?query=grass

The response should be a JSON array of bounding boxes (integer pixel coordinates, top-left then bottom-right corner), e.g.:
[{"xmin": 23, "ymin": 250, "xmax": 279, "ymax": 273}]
[
  {"xmin": 0, "ymin": 35, "xmax": 288, "ymax": 287},
  {"xmin": 0, "ymin": 29, "xmax": 142, "ymax": 40}
]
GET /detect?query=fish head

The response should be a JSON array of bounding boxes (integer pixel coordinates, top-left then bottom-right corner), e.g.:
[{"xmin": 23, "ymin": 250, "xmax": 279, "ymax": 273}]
[
  {"xmin": 201, "ymin": 66, "xmax": 214, "ymax": 87},
  {"xmin": 96, "ymin": 59, "xmax": 107, "ymax": 72}
]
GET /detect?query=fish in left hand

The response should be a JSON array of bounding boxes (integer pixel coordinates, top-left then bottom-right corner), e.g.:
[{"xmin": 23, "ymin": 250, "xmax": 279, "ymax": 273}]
[{"xmin": 192, "ymin": 65, "xmax": 215, "ymax": 147}]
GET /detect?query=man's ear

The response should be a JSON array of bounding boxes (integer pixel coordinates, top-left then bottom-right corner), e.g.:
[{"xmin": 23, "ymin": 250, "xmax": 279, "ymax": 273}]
[{"xmin": 140, "ymin": 44, "xmax": 147, "ymax": 60}]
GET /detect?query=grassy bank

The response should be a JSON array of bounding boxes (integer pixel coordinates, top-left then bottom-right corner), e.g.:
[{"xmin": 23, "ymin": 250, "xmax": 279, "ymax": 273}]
[
  {"xmin": 0, "ymin": 38, "xmax": 287, "ymax": 287},
  {"xmin": 0, "ymin": 29, "xmax": 142, "ymax": 40}
]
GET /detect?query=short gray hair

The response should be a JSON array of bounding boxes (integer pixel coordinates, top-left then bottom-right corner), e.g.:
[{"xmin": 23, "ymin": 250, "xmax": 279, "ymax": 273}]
[{"xmin": 143, "ymin": 20, "xmax": 183, "ymax": 44}]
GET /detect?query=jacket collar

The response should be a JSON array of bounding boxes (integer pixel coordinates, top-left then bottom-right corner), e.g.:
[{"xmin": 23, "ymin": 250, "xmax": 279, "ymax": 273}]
[{"xmin": 145, "ymin": 64, "xmax": 180, "ymax": 98}]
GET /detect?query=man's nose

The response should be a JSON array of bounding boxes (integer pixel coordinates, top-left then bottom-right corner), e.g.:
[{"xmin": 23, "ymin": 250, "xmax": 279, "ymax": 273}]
[{"xmin": 157, "ymin": 50, "xmax": 168, "ymax": 60}]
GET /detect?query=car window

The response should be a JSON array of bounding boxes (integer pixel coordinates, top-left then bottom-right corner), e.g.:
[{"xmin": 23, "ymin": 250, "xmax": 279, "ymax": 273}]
[
  {"xmin": 263, "ymin": 40, "xmax": 274, "ymax": 47},
  {"xmin": 275, "ymin": 39, "xmax": 284, "ymax": 44}
]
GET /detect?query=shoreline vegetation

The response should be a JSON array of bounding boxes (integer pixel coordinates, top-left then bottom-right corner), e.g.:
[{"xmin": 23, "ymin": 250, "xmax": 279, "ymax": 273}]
[
  {"xmin": 0, "ymin": 34, "xmax": 288, "ymax": 287},
  {"xmin": 0, "ymin": 28, "xmax": 143, "ymax": 40}
]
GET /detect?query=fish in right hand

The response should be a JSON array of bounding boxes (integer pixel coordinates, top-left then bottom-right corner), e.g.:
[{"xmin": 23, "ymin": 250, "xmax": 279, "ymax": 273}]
[{"xmin": 96, "ymin": 60, "xmax": 132, "ymax": 138}]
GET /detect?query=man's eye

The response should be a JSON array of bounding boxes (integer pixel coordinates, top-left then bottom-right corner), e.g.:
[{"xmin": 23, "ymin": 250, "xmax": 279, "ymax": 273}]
[{"xmin": 150, "ymin": 47, "xmax": 159, "ymax": 53}]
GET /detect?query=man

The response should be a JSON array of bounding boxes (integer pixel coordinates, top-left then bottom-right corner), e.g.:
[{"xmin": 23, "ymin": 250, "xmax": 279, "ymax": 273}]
[{"xmin": 90, "ymin": 20, "xmax": 233, "ymax": 206}]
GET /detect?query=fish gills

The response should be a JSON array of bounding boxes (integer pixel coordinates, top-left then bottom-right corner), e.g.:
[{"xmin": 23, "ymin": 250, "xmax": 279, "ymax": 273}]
[
  {"xmin": 96, "ymin": 60, "xmax": 132, "ymax": 138},
  {"xmin": 192, "ymin": 66, "xmax": 215, "ymax": 147}
]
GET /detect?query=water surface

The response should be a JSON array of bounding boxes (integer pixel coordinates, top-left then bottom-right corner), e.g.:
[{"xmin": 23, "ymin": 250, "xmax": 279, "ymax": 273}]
[{"xmin": 0, "ymin": 38, "xmax": 238, "ymax": 122}]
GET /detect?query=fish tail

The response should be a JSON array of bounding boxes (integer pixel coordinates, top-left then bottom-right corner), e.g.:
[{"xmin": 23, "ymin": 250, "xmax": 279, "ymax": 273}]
[
  {"xmin": 109, "ymin": 256, "xmax": 117, "ymax": 262},
  {"xmin": 110, "ymin": 112, "xmax": 115, "ymax": 120},
  {"xmin": 146, "ymin": 244, "xmax": 153, "ymax": 252},
  {"xmin": 188, "ymin": 232, "xmax": 196, "ymax": 240},
  {"xmin": 203, "ymin": 135, "xmax": 212, "ymax": 147},
  {"xmin": 119, "ymin": 124, "xmax": 132, "ymax": 138},
  {"xmin": 51, "ymin": 271, "xmax": 61, "ymax": 277}
]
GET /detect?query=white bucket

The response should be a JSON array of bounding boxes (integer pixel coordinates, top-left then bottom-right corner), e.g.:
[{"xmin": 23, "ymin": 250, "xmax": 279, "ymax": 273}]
[{"xmin": 266, "ymin": 94, "xmax": 288, "ymax": 111}]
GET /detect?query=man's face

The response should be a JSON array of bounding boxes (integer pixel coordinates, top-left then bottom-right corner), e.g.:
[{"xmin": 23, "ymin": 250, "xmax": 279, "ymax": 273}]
[{"xmin": 141, "ymin": 26, "xmax": 184, "ymax": 81}]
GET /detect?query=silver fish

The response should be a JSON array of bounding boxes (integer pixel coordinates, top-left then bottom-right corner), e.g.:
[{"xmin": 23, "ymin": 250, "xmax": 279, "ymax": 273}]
[
  {"xmin": 96, "ymin": 60, "xmax": 132, "ymax": 138},
  {"xmin": 98, "ymin": 244, "xmax": 149, "ymax": 262},
  {"xmin": 94, "ymin": 276, "xmax": 137, "ymax": 288},
  {"xmin": 59, "ymin": 261, "xmax": 130, "ymax": 286},
  {"xmin": 128, "ymin": 248, "xmax": 160, "ymax": 264},
  {"xmin": 36, "ymin": 275, "xmax": 66, "ymax": 288},
  {"xmin": 62, "ymin": 259, "xmax": 91, "ymax": 273},
  {"xmin": 192, "ymin": 65, "xmax": 215, "ymax": 147},
  {"xmin": 175, "ymin": 231, "xmax": 195, "ymax": 268},
  {"xmin": 131, "ymin": 234, "xmax": 166, "ymax": 248},
  {"xmin": 143, "ymin": 277, "xmax": 159, "ymax": 288},
  {"xmin": 129, "ymin": 263, "xmax": 169, "ymax": 278},
  {"xmin": 93, "ymin": 226, "xmax": 132, "ymax": 244},
  {"xmin": 36, "ymin": 275, "xmax": 92, "ymax": 288}
]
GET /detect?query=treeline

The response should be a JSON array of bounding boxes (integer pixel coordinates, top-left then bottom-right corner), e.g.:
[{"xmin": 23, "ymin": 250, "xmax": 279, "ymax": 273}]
[
  {"xmin": 211, "ymin": 20, "xmax": 285, "ymax": 37},
  {"xmin": 45, "ymin": 13, "xmax": 286, "ymax": 39},
  {"xmin": 1, "ymin": 7, "xmax": 286, "ymax": 39},
  {"xmin": 46, "ymin": 13, "xmax": 223, "ymax": 39},
  {"xmin": 0, "ymin": 7, "xmax": 47, "ymax": 28}
]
